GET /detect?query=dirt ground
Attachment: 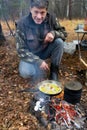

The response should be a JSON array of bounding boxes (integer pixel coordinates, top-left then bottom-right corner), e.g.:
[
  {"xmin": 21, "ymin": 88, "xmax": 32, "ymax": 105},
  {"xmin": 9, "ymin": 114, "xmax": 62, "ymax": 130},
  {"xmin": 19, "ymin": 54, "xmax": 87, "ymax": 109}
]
[{"xmin": 0, "ymin": 20, "xmax": 87, "ymax": 130}]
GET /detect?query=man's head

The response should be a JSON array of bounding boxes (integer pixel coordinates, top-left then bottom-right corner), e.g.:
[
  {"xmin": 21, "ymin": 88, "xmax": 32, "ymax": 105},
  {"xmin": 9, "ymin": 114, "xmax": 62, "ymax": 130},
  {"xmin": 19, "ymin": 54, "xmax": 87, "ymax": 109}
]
[{"xmin": 30, "ymin": 0, "xmax": 49, "ymax": 24}]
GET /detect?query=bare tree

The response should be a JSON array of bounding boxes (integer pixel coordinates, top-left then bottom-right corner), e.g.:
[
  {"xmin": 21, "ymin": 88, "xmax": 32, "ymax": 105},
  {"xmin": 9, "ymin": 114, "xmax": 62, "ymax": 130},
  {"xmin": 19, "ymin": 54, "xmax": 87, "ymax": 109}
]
[
  {"xmin": 0, "ymin": 23, "xmax": 5, "ymax": 45},
  {"xmin": 68, "ymin": 0, "xmax": 72, "ymax": 20},
  {"xmin": 0, "ymin": 0, "xmax": 87, "ymax": 20},
  {"xmin": 83, "ymin": 0, "xmax": 87, "ymax": 17}
]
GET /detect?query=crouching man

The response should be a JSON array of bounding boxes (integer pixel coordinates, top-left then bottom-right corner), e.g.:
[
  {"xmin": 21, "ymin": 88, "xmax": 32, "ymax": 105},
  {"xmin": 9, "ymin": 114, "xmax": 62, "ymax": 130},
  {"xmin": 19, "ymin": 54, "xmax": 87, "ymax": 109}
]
[{"xmin": 15, "ymin": 0, "xmax": 67, "ymax": 82}]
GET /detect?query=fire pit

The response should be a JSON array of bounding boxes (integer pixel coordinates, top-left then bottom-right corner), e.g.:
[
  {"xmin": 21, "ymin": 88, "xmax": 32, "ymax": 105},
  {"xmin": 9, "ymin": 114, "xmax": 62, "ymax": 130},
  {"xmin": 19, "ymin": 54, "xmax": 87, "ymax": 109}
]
[
  {"xmin": 28, "ymin": 80, "xmax": 86, "ymax": 130},
  {"xmin": 49, "ymin": 99, "xmax": 86, "ymax": 130}
]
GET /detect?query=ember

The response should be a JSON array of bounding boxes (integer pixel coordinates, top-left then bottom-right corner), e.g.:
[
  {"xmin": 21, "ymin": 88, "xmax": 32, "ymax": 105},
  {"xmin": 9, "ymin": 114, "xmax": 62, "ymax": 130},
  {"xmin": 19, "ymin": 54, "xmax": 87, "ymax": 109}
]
[
  {"xmin": 54, "ymin": 101, "xmax": 77, "ymax": 120},
  {"xmin": 50, "ymin": 100, "xmax": 85, "ymax": 129}
]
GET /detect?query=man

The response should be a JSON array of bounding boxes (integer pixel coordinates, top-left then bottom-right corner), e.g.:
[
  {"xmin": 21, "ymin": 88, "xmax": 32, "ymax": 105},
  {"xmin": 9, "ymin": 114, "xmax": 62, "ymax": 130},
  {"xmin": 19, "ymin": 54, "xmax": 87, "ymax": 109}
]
[{"xmin": 16, "ymin": 0, "xmax": 67, "ymax": 82}]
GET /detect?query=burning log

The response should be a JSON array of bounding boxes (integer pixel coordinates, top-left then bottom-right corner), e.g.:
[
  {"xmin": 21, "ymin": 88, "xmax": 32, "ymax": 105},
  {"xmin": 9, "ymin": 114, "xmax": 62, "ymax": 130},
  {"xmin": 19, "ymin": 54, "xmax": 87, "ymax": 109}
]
[{"xmin": 49, "ymin": 100, "xmax": 86, "ymax": 129}]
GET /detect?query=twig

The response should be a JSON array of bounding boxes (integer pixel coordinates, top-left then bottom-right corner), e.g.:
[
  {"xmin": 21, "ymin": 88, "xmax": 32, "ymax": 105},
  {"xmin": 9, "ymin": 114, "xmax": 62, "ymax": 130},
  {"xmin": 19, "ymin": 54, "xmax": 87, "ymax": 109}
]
[{"xmin": 80, "ymin": 56, "xmax": 87, "ymax": 67}]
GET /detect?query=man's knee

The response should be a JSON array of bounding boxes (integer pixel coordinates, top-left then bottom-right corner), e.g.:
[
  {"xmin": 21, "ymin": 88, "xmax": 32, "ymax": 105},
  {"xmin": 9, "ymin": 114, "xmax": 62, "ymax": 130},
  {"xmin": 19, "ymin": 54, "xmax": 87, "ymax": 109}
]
[
  {"xmin": 19, "ymin": 68, "xmax": 32, "ymax": 78},
  {"xmin": 19, "ymin": 61, "xmax": 36, "ymax": 78},
  {"xmin": 55, "ymin": 38, "xmax": 64, "ymax": 48}
]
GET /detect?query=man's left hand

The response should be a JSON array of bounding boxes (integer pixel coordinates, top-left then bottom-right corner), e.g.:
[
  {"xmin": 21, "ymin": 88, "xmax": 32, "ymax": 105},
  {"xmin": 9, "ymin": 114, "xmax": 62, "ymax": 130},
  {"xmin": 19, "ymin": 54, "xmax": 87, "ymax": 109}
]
[{"xmin": 44, "ymin": 32, "xmax": 54, "ymax": 43}]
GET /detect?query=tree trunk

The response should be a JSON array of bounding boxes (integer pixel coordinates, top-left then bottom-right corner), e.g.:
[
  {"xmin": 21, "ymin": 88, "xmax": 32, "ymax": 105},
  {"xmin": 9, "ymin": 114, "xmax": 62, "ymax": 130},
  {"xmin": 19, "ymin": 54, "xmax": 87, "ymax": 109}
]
[
  {"xmin": 68, "ymin": 0, "xmax": 72, "ymax": 20},
  {"xmin": 0, "ymin": 23, "xmax": 6, "ymax": 45}
]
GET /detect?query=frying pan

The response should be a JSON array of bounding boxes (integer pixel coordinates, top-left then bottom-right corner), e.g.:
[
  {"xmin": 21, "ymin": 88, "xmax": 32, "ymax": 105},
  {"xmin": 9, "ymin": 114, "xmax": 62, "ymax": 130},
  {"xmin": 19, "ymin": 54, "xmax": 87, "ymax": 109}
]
[{"xmin": 36, "ymin": 80, "xmax": 62, "ymax": 95}]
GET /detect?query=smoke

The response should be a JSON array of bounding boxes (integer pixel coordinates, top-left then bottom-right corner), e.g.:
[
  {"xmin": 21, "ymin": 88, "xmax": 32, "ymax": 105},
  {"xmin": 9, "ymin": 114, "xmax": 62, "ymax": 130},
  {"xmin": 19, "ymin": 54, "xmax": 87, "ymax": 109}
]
[{"xmin": 31, "ymin": 63, "xmax": 48, "ymax": 85}]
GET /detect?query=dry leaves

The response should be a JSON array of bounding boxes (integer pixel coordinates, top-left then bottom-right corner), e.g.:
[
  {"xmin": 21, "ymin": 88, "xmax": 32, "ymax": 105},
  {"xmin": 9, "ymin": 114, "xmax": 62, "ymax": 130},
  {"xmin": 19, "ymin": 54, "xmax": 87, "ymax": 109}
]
[{"xmin": 0, "ymin": 20, "xmax": 87, "ymax": 130}]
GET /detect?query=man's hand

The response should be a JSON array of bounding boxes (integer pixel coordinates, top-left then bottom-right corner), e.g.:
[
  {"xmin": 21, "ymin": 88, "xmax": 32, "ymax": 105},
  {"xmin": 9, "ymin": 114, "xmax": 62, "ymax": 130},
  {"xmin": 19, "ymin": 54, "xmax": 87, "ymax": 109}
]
[
  {"xmin": 44, "ymin": 32, "xmax": 54, "ymax": 43},
  {"xmin": 40, "ymin": 61, "xmax": 49, "ymax": 71}
]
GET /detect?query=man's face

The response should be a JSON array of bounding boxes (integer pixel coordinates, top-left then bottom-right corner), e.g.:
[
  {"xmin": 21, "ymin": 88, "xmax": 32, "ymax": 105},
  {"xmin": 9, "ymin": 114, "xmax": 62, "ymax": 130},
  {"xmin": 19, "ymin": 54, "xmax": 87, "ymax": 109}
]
[{"xmin": 30, "ymin": 7, "xmax": 47, "ymax": 24}]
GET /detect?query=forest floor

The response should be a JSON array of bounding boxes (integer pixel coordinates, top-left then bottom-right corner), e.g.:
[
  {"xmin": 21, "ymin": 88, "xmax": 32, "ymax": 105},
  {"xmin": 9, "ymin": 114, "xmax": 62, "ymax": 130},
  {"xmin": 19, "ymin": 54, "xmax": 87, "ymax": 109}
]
[{"xmin": 0, "ymin": 20, "xmax": 87, "ymax": 130}]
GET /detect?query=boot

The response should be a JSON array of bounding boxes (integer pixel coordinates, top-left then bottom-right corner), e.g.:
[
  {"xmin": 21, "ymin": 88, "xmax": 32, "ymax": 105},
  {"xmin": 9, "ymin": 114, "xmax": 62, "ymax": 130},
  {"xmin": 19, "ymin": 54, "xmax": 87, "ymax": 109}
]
[{"xmin": 49, "ymin": 64, "xmax": 59, "ymax": 81}]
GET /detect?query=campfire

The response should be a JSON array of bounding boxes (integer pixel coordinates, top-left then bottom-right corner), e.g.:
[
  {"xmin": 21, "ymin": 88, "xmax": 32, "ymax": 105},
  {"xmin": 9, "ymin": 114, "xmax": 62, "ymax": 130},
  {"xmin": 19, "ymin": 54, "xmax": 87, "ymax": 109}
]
[
  {"xmin": 49, "ymin": 99, "xmax": 85, "ymax": 129},
  {"xmin": 28, "ymin": 94, "xmax": 86, "ymax": 129},
  {"xmin": 27, "ymin": 80, "xmax": 86, "ymax": 130}
]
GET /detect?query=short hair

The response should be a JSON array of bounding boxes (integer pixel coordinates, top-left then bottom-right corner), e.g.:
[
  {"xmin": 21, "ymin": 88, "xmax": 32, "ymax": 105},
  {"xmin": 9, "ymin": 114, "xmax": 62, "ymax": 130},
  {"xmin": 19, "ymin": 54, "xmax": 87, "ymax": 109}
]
[{"xmin": 30, "ymin": 0, "xmax": 49, "ymax": 9}]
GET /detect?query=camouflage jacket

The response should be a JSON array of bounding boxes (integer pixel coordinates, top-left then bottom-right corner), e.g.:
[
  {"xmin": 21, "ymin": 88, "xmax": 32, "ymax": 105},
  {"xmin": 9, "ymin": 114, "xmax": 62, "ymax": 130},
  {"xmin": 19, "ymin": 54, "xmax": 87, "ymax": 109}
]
[{"xmin": 15, "ymin": 13, "xmax": 67, "ymax": 65}]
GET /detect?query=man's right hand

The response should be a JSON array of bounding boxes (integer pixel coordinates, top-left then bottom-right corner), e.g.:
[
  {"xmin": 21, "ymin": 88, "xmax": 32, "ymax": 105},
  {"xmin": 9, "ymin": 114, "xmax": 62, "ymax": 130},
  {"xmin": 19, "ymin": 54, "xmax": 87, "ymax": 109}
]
[
  {"xmin": 44, "ymin": 32, "xmax": 54, "ymax": 43},
  {"xmin": 40, "ymin": 61, "xmax": 49, "ymax": 71}
]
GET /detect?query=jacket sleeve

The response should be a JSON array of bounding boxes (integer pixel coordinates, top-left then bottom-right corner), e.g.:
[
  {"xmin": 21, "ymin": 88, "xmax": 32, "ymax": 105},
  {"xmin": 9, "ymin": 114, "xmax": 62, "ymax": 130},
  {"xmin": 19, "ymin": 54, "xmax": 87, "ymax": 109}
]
[
  {"xmin": 50, "ymin": 16, "xmax": 67, "ymax": 41},
  {"xmin": 15, "ymin": 22, "xmax": 43, "ymax": 65}
]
